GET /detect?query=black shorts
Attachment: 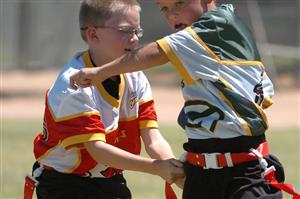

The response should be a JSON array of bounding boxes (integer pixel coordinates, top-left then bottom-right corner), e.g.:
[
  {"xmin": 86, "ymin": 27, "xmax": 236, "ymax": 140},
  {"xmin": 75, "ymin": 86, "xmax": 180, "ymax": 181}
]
[
  {"xmin": 33, "ymin": 163, "xmax": 131, "ymax": 199},
  {"xmin": 183, "ymin": 154, "xmax": 284, "ymax": 199},
  {"xmin": 182, "ymin": 136, "xmax": 285, "ymax": 199}
]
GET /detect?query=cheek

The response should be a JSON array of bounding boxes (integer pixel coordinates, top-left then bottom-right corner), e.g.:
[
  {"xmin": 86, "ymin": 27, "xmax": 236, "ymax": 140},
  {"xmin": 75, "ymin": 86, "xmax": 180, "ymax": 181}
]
[
  {"xmin": 112, "ymin": 40, "xmax": 127, "ymax": 55},
  {"xmin": 185, "ymin": 5, "xmax": 203, "ymax": 22},
  {"xmin": 166, "ymin": 18, "xmax": 174, "ymax": 27},
  {"xmin": 110, "ymin": 37, "xmax": 126, "ymax": 48},
  {"xmin": 161, "ymin": 13, "xmax": 176, "ymax": 29}
]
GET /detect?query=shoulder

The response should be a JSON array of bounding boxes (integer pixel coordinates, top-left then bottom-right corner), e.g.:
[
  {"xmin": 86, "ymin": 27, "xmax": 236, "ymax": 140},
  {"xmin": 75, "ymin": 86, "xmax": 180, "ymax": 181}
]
[
  {"xmin": 47, "ymin": 52, "xmax": 96, "ymax": 117},
  {"xmin": 49, "ymin": 52, "xmax": 85, "ymax": 99},
  {"xmin": 124, "ymin": 71, "xmax": 149, "ymax": 83},
  {"xmin": 48, "ymin": 83, "xmax": 95, "ymax": 119},
  {"xmin": 124, "ymin": 72, "xmax": 152, "ymax": 96},
  {"xmin": 193, "ymin": 4, "xmax": 235, "ymax": 29}
]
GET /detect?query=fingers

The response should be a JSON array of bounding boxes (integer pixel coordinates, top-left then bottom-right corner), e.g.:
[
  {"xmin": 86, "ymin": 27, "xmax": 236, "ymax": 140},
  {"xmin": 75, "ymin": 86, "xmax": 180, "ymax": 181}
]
[
  {"xmin": 152, "ymin": 158, "xmax": 186, "ymax": 186},
  {"xmin": 79, "ymin": 79, "xmax": 92, "ymax": 88},
  {"xmin": 170, "ymin": 158, "xmax": 184, "ymax": 168},
  {"xmin": 69, "ymin": 71, "xmax": 92, "ymax": 89},
  {"xmin": 69, "ymin": 73, "xmax": 79, "ymax": 90},
  {"xmin": 166, "ymin": 160, "xmax": 185, "ymax": 184},
  {"xmin": 167, "ymin": 172, "xmax": 185, "ymax": 184},
  {"xmin": 171, "ymin": 170, "xmax": 185, "ymax": 181}
]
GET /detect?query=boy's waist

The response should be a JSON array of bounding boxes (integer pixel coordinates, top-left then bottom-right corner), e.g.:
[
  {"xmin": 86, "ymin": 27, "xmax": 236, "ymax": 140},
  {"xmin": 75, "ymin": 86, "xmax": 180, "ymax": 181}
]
[
  {"xmin": 41, "ymin": 166, "xmax": 123, "ymax": 180},
  {"xmin": 185, "ymin": 141, "xmax": 268, "ymax": 169},
  {"xmin": 183, "ymin": 134, "xmax": 266, "ymax": 153},
  {"xmin": 38, "ymin": 162, "xmax": 122, "ymax": 179}
]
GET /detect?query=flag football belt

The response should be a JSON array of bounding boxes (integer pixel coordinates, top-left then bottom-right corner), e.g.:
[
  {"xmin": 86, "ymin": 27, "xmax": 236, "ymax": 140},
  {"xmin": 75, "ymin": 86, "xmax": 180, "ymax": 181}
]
[
  {"xmin": 185, "ymin": 141, "xmax": 300, "ymax": 199},
  {"xmin": 186, "ymin": 141, "xmax": 268, "ymax": 169}
]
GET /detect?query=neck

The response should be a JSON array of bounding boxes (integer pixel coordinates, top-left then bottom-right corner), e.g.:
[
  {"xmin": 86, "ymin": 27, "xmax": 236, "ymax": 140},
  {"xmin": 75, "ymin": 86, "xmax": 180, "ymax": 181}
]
[
  {"xmin": 88, "ymin": 49, "xmax": 118, "ymax": 81},
  {"xmin": 88, "ymin": 50, "xmax": 108, "ymax": 66}
]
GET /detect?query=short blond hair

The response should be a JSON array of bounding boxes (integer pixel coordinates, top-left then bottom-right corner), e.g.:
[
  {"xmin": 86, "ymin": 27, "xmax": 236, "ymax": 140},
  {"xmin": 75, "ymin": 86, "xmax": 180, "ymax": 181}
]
[{"xmin": 79, "ymin": 0, "xmax": 141, "ymax": 41}]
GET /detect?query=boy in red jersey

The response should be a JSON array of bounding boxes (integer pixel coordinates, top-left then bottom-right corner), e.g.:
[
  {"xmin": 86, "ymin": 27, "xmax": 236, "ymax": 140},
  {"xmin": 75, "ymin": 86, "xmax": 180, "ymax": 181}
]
[{"xmin": 25, "ymin": 1, "xmax": 184, "ymax": 199}]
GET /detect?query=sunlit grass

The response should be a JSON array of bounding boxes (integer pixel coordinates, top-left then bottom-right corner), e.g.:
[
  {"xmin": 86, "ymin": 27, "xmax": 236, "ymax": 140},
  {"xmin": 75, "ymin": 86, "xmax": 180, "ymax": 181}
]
[{"xmin": 1, "ymin": 119, "xmax": 299, "ymax": 198}]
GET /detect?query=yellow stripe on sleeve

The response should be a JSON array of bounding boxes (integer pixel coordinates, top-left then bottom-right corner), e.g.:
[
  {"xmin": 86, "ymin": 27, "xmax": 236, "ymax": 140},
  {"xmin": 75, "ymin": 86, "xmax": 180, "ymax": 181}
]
[
  {"xmin": 262, "ymin": 97, "xmax": 273, "ymax": 109},
  {"xmin": 139, "ymin": 120, "xmax": 159, "ymax": 129},
  {"xmin": 62, "ymin": 133, "xmax": 106, "ymax": 149},
  {"xmin": 156, "ymin": 39, "xmax": 194, "ymax": 85},
  {"xmin": 51, "ymin": 110, "xmax": 100, "ymax": 122}
]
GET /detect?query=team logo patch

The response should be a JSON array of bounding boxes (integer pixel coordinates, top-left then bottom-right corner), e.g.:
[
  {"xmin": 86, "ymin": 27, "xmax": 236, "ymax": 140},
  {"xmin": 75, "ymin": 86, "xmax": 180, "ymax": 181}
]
[
  {"xmin": 253, "ymin": 80, "xmax": 264, "ymax": 106},
  {"xmin": 129, "ymin": 92, "xmax": 138, "ymax": 109},
  {"xmin": 184, "ymin": 100, "xmax": 225, "ymax": 133}
]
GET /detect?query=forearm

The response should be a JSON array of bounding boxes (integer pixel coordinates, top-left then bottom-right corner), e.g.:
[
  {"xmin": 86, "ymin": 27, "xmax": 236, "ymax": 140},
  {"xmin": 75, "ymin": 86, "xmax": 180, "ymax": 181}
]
[
  {"xmin": 146, "ymin": 139, "xmax": 175, "ymax": 160},
  {"xmin": 141, "ymin": 128, "xmax": 175, "ymax": 160},
  {"xmin": 100, "ymin": 42, "xmax": 168, "ymax": 79},
  {"xmin": 85, "ymin": 141, "xmax": 161, "ymax": 176}
]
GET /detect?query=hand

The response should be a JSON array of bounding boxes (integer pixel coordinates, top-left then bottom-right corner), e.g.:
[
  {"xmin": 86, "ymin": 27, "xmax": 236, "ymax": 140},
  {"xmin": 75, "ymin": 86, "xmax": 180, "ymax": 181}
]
[
  {"xmin": 69, "ymin": 67, "xmax": 105, "ymax": 89},
  {"xmin": 154, "ymin": 158, "xmax": 185, "ymax": 184},
  {"xmin": 174, "ymin": 176, "xmax": 185, "ymax": 189}
]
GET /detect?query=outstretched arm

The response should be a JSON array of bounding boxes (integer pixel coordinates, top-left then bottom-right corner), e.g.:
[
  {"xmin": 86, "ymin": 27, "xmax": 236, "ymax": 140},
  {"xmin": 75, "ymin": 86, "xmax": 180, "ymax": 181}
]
[
  {"xmin": 84, "ymin": 140, "xmax": 184, "ymax": 183},
  {"xmin": 70, "ymin": 42, "xmax": 168, "ymax": 89}
]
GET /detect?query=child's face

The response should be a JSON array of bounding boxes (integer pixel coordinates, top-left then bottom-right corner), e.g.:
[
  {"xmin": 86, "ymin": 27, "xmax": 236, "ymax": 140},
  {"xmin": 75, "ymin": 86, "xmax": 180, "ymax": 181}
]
[
  {"xmin": 94, "ymin": 5, "xmax": 141, "ymax": 60},
  {"xmin": 155, "ymin": 0, "xmax": 210, "ymax": 32}
]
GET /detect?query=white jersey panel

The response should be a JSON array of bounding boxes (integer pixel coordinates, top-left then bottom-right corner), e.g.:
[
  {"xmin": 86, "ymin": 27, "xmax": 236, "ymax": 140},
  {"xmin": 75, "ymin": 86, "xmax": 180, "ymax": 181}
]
[
  {"xmin": 261, "ymin": 72, "xmax": 275, "ymax": 98},
  {"xmin": 92, "ymin": 87, "xmax": 120, "ymax": 132},
  {"xmin": 135, "ymin": 72, "xmax": 153, "ymax": 102},
  {"xmin": 48, "ymin": 53, "xmax": 99, "ymax": 120},
  {"xmin": 47, "ymin": 51, "xmax": 123, "ymax": 133},
  {"xmin": 164, "ymin": 30, "xmax": 220, "ymax": 82},
  {"xmin": 120, "ymin": 72, "xmax": 153, "ymax": 119},
  {"xmin": 39, "ymin": 145, "xmax": 80, "ymax": 173}
]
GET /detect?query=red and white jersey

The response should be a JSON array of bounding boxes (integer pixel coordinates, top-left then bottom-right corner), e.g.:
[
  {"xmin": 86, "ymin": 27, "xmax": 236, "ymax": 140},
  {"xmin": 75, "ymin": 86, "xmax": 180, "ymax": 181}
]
[{"xmin": 34, "ymin": 51, "xmax": 158, "ymax": 177}]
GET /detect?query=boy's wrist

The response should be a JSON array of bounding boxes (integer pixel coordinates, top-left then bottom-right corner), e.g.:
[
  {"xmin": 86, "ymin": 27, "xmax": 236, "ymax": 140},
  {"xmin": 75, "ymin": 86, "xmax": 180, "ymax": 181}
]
[{"xmin": 151, "ymin": 159, "xmax": 163, "ymax": 177}]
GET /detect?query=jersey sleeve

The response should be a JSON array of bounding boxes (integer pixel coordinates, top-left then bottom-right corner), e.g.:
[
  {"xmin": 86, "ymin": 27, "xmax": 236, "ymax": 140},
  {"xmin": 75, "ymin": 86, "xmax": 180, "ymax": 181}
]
[
  {"xmin": 45, "ymin": 68, "xmax": 106, "ymax": 149},
  {"xmin": 136, "ymin": 72, "xmax": 158, "ymax": 129},
  {"xmin": 156, "ymin": 28, "xmax": 221, "ymax": 85}
]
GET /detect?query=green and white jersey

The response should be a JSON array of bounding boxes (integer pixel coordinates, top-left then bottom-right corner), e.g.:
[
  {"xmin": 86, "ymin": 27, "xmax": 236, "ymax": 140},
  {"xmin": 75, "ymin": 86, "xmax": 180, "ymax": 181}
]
[{"xmin": 157, "ymin": 4, "xmax": 274, "ymax": 139}]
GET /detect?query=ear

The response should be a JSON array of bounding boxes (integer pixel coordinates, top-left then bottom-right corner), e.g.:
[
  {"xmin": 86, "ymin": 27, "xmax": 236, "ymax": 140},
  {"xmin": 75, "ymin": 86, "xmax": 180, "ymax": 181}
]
[
  {"xmin": 86, "ymin": 27, "xmax": 101, "ymax": 43},
  {"xmin": 204, "ymin": 0, "xmax": 214, "ymax": 3},
  {"xmin": 205, "ymin": 0, "xmax": 217, "ymax": 9}
]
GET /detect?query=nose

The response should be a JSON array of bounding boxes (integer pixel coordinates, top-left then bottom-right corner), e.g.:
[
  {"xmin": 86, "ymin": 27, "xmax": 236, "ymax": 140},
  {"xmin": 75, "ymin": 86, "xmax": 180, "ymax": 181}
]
[
  {"xmin": 168, "ymin": 8, "xmax": 179, "ymax": 21},
  {"xmin": 129, "ymin": 33, "xmax": 139, "ymax": 44}
]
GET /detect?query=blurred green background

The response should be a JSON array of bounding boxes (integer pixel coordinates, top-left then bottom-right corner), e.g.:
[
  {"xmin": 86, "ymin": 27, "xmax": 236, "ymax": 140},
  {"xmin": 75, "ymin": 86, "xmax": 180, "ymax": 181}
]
[
  {"xmin": 1, "ymin": 119, "xmax": 299, "ymax": 198},
  {"xmin": 1, "ymin": 0, "xmax": 299, "ymax": 198}
]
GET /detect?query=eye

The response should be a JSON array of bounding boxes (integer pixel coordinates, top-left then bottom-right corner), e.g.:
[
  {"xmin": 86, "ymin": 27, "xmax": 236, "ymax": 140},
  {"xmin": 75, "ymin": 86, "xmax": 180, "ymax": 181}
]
[
  {"xmin": 117, "ymin": 26, "xmax": 144, "ymax": 38},
  {"xmin": 175, "ymin": 1, "xmax": 185, "ymax": 8},
  {"xmin": 159, "ymin": 6, "xmax": 168, "ymax": 13},
  {"xmin": 118, "ymin": 26, "xmax": 135, "ymax": 34}
]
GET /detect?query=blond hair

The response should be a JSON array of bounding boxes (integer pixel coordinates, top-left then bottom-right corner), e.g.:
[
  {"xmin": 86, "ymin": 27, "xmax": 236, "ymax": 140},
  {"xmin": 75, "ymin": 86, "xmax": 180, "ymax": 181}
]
[{"xmin": 79, "ymin": 0, "xmax": 141, "ymax": 41}]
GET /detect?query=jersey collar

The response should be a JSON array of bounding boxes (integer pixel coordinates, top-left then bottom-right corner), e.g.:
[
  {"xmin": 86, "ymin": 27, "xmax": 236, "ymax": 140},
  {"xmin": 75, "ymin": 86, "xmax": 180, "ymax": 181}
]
[{"xmin": 82, "ymin": 51, "xmax": 125, "ymax": 108}]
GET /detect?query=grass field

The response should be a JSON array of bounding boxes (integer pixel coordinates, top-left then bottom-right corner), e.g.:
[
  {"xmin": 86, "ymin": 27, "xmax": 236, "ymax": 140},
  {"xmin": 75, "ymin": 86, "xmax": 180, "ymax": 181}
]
[{"xmin": 1, "ymin": 118, "xmax": 299, "ymax": 199}]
